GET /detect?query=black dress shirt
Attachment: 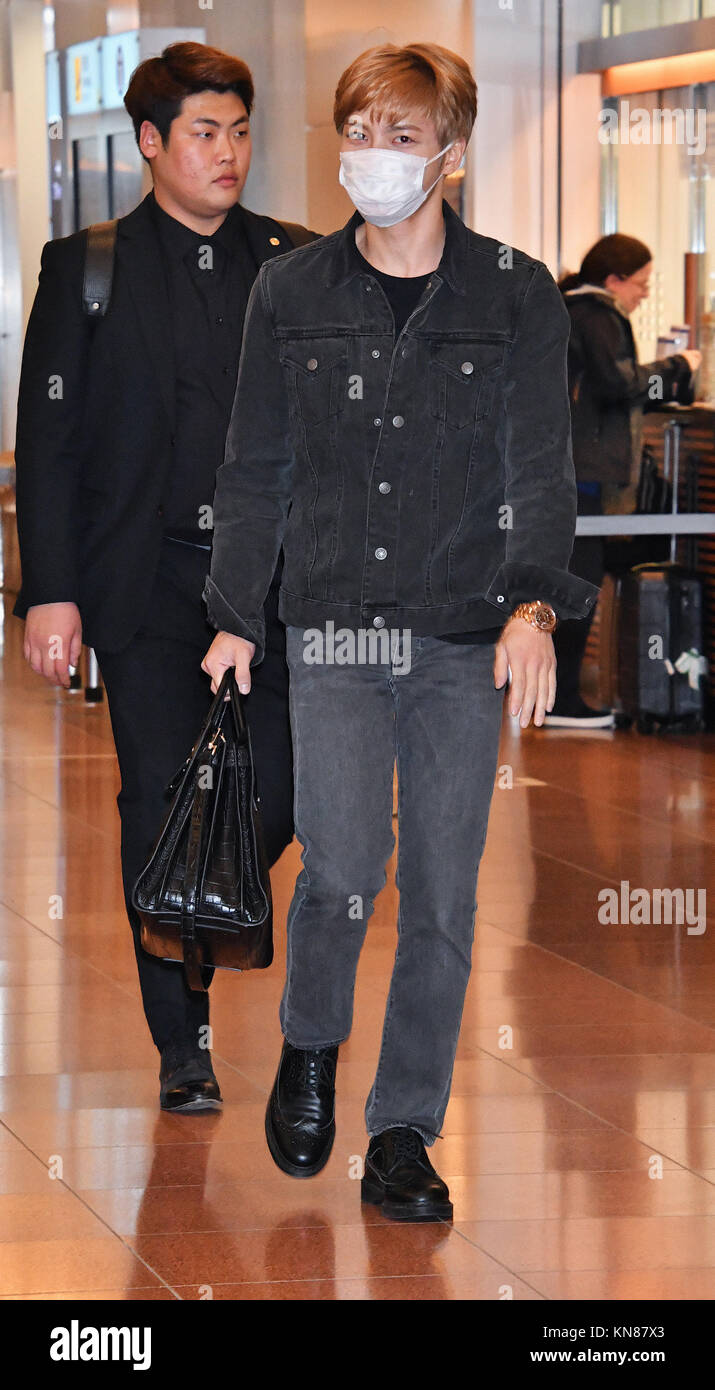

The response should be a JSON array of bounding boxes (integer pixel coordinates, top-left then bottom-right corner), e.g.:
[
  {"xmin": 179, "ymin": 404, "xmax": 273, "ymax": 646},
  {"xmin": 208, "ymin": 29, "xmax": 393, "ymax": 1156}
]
[{"xmin": 149, "ymin": 192, "xmax": 258, "ymax": 545}]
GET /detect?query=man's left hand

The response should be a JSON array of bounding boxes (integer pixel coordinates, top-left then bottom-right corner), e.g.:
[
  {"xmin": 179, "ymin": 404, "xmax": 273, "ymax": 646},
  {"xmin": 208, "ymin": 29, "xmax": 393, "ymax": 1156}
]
[{"xmin": 494, "ymin": 617, "xmax": 556, "ymax": 728}]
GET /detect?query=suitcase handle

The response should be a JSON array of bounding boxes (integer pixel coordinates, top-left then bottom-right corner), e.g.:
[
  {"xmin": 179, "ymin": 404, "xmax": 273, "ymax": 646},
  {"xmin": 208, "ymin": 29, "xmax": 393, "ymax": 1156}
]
[{"xmin": 663, "ymin": 420, "xmax": 682, "ymax": 565}]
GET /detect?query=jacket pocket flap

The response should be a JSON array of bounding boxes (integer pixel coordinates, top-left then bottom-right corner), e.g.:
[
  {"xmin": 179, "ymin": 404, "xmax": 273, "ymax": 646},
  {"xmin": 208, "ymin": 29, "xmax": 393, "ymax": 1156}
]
[
  {"xmin": 430, "ymin": 340, "xmax": 506, "ymax": 380},
  {"xmin": 280, "ymin": 340, "xmax": 348, "ymax": 376}
]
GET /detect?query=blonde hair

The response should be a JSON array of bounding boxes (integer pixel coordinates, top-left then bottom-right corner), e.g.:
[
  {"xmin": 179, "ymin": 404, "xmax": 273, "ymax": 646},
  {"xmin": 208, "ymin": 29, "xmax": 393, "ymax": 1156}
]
[{"xmin": 334, "ymin": 42, "xmax": 477, "ymax": 147}]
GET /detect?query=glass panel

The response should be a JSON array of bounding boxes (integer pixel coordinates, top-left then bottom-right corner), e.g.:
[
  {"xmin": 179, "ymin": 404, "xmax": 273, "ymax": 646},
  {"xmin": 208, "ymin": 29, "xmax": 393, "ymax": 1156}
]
[
  {"xmin": 108, "ymin": 131, "xmax": 143, "ymax": 220},
  {"xmin": 608, "ymin": 86, "xmax": 710, "ymax": 361},
  {"xmin": 602, "ymin": 1, "xmax": 699, "ymax": 35},
  {"xmin": 72, "ymin": 135, "xmax": 108, "ymax": 230}
]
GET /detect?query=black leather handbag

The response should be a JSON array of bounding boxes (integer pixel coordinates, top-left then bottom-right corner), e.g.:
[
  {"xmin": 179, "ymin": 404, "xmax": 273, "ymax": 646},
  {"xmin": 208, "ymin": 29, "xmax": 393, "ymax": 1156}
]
[{"xmin": 132, "ymin": 667, "xmax": 273, "ymax": 991}]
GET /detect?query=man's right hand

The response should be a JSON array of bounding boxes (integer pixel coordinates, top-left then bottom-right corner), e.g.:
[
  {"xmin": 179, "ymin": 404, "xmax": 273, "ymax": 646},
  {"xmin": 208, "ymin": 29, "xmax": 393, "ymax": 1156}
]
[
  {"xmin": 24, "ymin": 602, "xmax": 83, "ymax": 688},
  {"xmin": 201, "ymin": 631, "xmax": 256, "ymax": 695}
]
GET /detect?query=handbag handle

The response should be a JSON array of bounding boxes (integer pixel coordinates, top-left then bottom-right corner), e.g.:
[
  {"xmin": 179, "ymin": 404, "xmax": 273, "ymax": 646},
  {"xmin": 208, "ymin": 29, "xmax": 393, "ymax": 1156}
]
[
  {"xmin": 181, "ymin": 725, "xmax": 229, "ymax": 992},
  {"xmin": 181, "ymin": 775, "xmax": 211, "ymax": 992},
  {"xmin": 179, "ymin": 669, "xmax": 250, "ymax": 991},
  {"xmin": 179, "ymin": 672, "xmax": 253, "ymax": 991},
  {"xmin": 164, "ymin": 665, "xmax": 248, "ymax": 799},
  {"xmin": 206, "ymin": 666, "xmax": 249, "ymax": 740}
]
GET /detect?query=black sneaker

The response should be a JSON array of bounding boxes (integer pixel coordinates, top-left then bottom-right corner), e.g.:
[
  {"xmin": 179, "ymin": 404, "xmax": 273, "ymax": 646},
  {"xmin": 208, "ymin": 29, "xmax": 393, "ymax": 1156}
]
[
  {"xmin": 265, "ymin": 1039, "xmax": 338, "ymax": 1177},
  {"xmin": 543, "ymin": 696, "xmax": 615, "ymax": 729},
  {"xmin": 159, "ymin": 1033, "xmax": 222, "ymax": 1113},
  {"xmin": 362, "ymin": 1126, "xmax": 453, "ymax": 1222}
]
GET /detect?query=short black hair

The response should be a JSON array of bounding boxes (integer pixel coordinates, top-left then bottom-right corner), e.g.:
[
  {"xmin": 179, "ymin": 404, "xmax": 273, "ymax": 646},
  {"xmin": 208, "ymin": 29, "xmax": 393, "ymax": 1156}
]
[{"xmin": 124, "ymin": 41, "xmax": 254, "ymax": 159}]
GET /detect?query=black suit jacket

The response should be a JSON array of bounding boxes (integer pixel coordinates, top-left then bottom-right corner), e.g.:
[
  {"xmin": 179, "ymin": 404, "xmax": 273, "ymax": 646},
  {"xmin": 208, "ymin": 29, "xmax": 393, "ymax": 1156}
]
[{"xmin": 12, "ymin": 193, "xmax": 318, "ymax": 652}]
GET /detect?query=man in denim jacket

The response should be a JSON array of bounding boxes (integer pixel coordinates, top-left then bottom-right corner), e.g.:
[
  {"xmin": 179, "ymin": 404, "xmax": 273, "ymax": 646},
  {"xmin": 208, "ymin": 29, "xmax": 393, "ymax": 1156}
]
[{"xmin": 203, "ymin": 42, "xmax": 598, "ymax": 1221}]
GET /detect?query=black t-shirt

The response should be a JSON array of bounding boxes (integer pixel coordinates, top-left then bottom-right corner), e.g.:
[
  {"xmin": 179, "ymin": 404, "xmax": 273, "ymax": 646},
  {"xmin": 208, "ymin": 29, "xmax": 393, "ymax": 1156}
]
[{"xmin": 354, "ymin": 240, "xmax": 502, "ymax": 647}]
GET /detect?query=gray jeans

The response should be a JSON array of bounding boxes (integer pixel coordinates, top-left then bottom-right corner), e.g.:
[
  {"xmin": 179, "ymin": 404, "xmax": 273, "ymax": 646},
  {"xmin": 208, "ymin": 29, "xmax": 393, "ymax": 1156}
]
[{"xmin": 280, "ymin": 625, "xmax": 504, "ymax": 1145}]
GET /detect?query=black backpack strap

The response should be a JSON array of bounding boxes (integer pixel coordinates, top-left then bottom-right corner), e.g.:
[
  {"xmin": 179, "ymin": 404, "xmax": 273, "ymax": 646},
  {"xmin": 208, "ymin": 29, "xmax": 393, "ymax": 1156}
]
[
  {"xmin": 82, "ymin": 219, "xmax": 118, "ymax": 317},
  {"xmin": 275, "ymin": 218, "xmax": 320, "ymax": 250}
]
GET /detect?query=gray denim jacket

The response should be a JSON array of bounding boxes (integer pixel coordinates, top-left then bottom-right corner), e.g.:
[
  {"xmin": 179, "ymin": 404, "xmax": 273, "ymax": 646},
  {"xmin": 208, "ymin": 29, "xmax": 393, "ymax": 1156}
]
[{"xmin": 204, "ymin": 201, "xmax": 599, "ymax": 664}]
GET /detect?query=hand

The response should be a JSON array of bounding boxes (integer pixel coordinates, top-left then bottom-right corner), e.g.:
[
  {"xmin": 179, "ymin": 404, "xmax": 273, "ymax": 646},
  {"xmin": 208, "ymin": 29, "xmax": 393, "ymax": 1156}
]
[
  {"xmin": 493, "ymin": 616, "xmax": 556, "ymax": 728},
  {"xmin": 24, "ymin": 602, "xmax": 83, "ymax": 688},
  {"xmin": 680, "ymin": 349, "xmax": 701, "ymax": 374},
  {"xmin": 201, "ymin": 630, "xmax": 256, "ymax": 695}
]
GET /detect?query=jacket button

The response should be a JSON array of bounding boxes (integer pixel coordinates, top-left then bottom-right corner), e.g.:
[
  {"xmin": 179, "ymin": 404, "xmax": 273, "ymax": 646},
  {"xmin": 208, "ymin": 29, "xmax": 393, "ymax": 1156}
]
[
  {"xmin": 157, "ymin": 506, "xmax": 164, "ymax": 517},
  {"xmin": 307, "ymin": 358, "xmax": 318, "ymax": 371},
  {"xmin": 497, "ymin": 594, "xmax": 505, "ymax": 602},
  {"xmin": 373, "ymin": 615, "xmax": 385, "ymax": 628},
  {"xmin": 375, "ymin": 547, "xmax": 387, "ymax": 560},
  {"xmin": 373, "ymin": 417, "xmax": 382, "ymax": 427},
  {"xmin": 461, "ymin": 361, "xmax": 474, "ymax": 375},
  {"xmin": 378, "ymin": 481, "xmax": 391, "ymax": 494},
  {"xmin": 372, "ymin": 349, "xmax": 380, "ymax": 358},
  {"xmin": 392, "ymin": 415, "xmax": 404, "ymax": 428}
]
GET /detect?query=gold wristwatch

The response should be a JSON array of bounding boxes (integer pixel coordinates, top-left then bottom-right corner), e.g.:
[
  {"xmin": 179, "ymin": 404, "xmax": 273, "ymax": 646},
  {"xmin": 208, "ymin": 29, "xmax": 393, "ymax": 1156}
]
[{"xmin": 509, "ymin": 600, "xmax": 557, "ymax": 634}]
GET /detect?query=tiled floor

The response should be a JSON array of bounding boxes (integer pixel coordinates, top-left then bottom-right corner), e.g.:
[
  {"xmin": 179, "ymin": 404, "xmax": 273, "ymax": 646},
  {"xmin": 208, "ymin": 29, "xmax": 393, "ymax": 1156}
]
[{"xmin": 0, "ymin": 595, "xmax": 714, "ymax": 1300}]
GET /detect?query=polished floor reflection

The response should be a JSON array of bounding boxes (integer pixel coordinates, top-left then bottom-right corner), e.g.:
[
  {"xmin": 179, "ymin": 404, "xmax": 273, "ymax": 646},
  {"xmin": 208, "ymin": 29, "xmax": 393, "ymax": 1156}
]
[{"xmin": 1, "ymin": 597, "xmax": 714, "ymax": 1301}]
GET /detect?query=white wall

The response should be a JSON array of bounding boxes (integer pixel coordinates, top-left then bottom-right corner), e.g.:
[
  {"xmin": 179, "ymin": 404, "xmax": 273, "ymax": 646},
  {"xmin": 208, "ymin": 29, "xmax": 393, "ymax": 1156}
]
[
  {"xmin": 561, "ymin": 0, "xmax": 604, "ymax": 278},
  {"xmin": 8, "ymin": 0, "xmax": 49, "ymax": 326},
  {"xmin": 471, "ymin": 0, "xmax": 602, "ymax": 276}
]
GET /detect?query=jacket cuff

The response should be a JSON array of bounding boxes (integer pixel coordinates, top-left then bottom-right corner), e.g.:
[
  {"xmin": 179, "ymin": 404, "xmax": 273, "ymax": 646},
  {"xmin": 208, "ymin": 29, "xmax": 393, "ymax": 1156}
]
[
  {"xmin": 484, "ymin": 562, "xmax": 600, "ymax": 621},
  {"xmin": 12, "ymin": 586, "xmax": 80, "ymax": 619},
  {"xmin": 202, "ymin": 576, "xmax": 266, "ymax": 666}
]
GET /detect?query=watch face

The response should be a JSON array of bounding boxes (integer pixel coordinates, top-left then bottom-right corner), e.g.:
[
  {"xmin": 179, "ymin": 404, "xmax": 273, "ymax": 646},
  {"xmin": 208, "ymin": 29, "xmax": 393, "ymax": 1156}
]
[{"xmin": 534, "ymin": 604, "xmax": 555, "ymax": 631}]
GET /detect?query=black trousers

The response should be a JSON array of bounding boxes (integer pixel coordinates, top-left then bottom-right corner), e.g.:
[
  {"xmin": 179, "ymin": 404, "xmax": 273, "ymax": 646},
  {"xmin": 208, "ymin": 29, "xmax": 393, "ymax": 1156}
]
[{"xmin": 95, "ymin": 539, "xmax": 294, "ymax": 1053}]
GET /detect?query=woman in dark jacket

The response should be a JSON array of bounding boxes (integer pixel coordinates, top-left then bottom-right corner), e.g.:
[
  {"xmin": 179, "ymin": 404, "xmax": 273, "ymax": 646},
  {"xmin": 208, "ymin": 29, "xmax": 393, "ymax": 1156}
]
[{"xmin": 544, "ymin": 234, "xmax": 700, "ymax": 728}]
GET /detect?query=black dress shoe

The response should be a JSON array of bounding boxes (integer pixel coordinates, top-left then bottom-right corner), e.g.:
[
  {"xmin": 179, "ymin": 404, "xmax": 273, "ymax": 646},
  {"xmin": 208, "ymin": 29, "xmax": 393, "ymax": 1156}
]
[
  {"xmin": 159, "ymin": 1036, "xmax": 222, "ymax": 1113},
  {"xmin": 362, "ymin": 1126, "xmax": 453, "ymax": 1222},
  {"xmin": 265, "ymin": 1039, "xmax": 338, "ymax": 1177}
]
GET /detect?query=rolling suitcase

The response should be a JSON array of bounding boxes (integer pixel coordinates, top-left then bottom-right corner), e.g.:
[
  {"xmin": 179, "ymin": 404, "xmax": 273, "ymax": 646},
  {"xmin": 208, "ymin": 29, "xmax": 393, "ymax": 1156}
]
[
  {"xmin": 618, "ymin": 564, "xmax": 705, "ymax": 732},
  {"xmin": 617, "ymin": 420, "xmax": 707, "ymax": 733}
]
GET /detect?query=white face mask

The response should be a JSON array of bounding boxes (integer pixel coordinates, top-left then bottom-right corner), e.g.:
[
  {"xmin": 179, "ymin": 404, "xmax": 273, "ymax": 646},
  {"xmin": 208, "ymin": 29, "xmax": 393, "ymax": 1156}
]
[{"xmin": 338, "ymin": 141, "xmax": 461, "ymax": 227}]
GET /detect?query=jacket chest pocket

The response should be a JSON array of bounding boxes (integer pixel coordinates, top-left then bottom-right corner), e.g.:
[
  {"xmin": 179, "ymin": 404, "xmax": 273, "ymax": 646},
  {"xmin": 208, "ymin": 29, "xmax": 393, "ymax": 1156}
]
[
  {"xmin": 280, "ymin": 340, "xmax": 349, "ymax": 427},
  {"xmin": 429, "ymin": 340, "xmax": 507, "ymax": 430}
]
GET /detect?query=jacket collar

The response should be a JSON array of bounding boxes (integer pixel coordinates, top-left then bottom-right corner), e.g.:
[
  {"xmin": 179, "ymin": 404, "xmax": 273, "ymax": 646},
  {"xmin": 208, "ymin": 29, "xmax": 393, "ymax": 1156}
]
[
  {"xmin": 237, "ymin": 204, "xmax": 304, "ymax": 268},
  {"xmin": 564, "ymin": 282, "xmax": 631, "ymax": 321},
  {"xmin": 324, "ymin": 199, "xmax": 468, "ymax": 297},
  {"xmin": 563, "ymin": 283, "xmax": 616, "ymax": 302},
  {"xmin": 147, "ymin": 189, "xmax": 241, "ymax": 260}
]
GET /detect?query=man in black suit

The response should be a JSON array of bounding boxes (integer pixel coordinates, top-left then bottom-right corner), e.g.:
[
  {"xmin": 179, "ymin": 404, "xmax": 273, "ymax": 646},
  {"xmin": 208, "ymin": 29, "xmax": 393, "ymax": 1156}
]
[{"xmin": 13, "ymin": 43, "xmax": 315, "ymax": 1110}]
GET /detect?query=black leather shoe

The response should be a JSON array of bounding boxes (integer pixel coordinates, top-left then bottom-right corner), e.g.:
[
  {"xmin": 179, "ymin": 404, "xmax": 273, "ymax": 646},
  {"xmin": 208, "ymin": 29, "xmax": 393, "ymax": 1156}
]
[
  {"xmin": 362, "ymin": 1126, "xmax": 453, "ymax": 1221},
  {"xmin": 159, "ymin": 1036, "xmax": 222, "ymax": 1113},
  {"xmin": 265, "ymin": 1039, "xmax": 338, "ymax": 1177}
]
